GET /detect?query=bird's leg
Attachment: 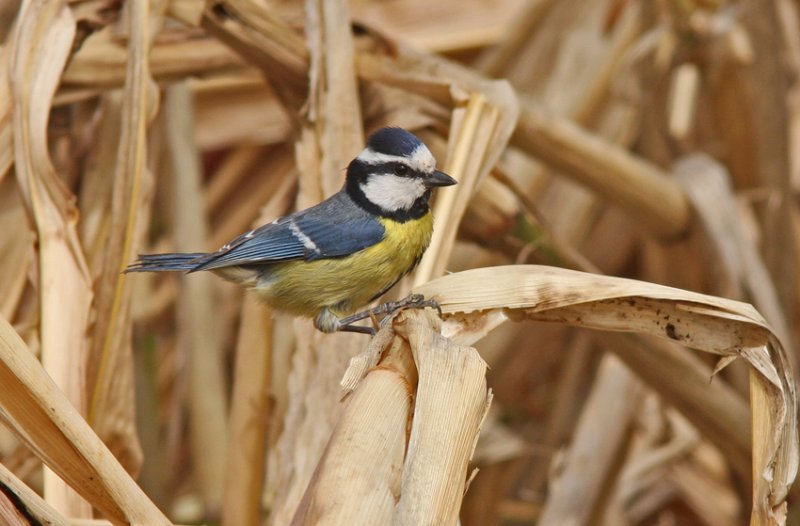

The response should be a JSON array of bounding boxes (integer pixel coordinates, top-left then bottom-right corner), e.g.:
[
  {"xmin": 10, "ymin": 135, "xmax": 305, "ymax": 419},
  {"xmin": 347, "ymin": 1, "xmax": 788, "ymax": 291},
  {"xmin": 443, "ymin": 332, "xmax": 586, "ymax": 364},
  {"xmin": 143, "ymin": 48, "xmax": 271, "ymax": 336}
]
[
  {"xmin": 335, "ymin": 294, "xmax": 442, "ymax": 334},
  {"xmin": 315, "ymin": 308, "xmax": 375, "ymax": 335},
  {"xmin": 337, "ymin": 323, "xmax": 377, "ymax": 335}
]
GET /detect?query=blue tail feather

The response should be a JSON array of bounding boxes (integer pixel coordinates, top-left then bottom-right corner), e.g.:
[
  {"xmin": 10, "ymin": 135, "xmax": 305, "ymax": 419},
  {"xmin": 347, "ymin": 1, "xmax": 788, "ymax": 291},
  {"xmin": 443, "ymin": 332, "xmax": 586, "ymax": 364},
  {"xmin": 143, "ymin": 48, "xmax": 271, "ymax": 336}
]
[{"xmin": 125, "ymin": 253, "xmax": 207, "ymax": 273}]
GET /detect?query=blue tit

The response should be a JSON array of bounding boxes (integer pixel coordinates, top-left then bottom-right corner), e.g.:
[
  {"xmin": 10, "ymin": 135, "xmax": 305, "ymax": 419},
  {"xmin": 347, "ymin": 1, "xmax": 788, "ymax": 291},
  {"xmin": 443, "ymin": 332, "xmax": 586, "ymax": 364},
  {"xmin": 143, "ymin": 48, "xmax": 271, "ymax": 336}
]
[{"xmin": 126, "ymin": 127, "xmax": 456, "ymax": 334}]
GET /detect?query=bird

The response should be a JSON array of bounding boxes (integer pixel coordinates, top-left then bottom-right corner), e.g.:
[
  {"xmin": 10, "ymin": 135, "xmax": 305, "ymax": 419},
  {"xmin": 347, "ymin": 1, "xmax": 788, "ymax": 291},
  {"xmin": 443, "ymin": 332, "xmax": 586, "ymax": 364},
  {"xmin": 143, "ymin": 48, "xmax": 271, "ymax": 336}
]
[{"xmin": 126, "ymin": 127, "xmax": 456, "ymax": 335}]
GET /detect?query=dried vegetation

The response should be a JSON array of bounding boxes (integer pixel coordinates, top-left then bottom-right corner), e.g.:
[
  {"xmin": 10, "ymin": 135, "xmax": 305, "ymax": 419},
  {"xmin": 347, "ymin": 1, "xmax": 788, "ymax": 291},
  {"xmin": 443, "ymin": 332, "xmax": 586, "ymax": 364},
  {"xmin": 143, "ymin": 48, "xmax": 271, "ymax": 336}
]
[{"xmin": 0, "ymin": 0, "xmax": 798, "ymax": 525}]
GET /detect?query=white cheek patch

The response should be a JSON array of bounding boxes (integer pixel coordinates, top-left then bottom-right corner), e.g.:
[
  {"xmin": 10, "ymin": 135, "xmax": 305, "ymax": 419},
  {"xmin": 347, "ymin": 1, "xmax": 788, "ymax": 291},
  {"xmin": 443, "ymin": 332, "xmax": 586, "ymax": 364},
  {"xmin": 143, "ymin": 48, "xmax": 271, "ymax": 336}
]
[{"xmin": 360, "ymin": 174, "xmax": 426, "ymax": 211}]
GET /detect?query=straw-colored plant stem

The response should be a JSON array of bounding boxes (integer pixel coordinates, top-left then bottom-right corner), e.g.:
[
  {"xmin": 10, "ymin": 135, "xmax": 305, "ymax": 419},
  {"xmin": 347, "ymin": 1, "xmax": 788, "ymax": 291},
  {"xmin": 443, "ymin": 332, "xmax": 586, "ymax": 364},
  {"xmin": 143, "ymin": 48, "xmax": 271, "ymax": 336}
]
[
  {"xmin": 165, "ymin": 82, "xmax": 229, "ymax": 513},
  {"xmin": 737, "ymin": 0, "xmax": 796, "ymax": 330},
  {"xmin": 414, "ymin": 93, "xmax": 493, "ymax": 284},
  {"xmin": 606, "ymin": 333, "xmax": 751, "ymax": 480},
  {"xmin": 0, "ymin": 462, "xmax": 69, "ymax": 526},
  {"xmin": 511, "ymin": 103, "xmax": 691, "ymax": 239},
  {"xmin": 9, "ymin": 0, "xmax": 92, "ymax": 517},
  {"xmin": 291, "ymin": 335, "xmax": 415, "ymax": 525},
  {"xmin": 392, "ymin": 311, "xmax": 490, "ymax": 524},
  {"xmin": 87, "ymin": 0, "xmax": 157, "ymax": 476},
  {"xmin": 222, "ymin": 296, "xmax": 272, "ymax": 526},
  {"xmin": 292, "ymin": 309, "xmax": 490, "ymax": 525},
  {"xmin": 0, "ymin": 45, "xmax": 12, "ymax": 182},
  {"xmin": 674, "ymin": 154, "xmax": 792, "ymax": 353},
  {"xmin": 0, "ymin": 315, "xmax": 172, "ymax": 524},
  {"xmin": 538, "ymin": 356, "xmax": 642, "ymax": 524}
]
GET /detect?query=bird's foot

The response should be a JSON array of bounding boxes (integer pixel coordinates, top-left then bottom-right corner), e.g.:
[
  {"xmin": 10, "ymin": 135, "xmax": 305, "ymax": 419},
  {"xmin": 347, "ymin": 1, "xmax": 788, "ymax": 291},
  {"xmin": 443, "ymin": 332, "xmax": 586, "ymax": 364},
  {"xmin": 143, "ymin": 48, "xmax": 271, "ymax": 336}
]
[
  {"xmin": 377, "ymin": 294, "xmax": 442, "ymax": 318},
  {"xmin": 331, "ymin": 294, "xmax": 442, "ymax": 335}
]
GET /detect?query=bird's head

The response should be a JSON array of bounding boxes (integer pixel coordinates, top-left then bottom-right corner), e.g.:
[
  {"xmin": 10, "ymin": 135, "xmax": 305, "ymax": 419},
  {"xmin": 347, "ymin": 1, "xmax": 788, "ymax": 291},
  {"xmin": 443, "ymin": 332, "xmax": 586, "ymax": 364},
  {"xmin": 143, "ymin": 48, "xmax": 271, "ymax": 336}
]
[{"xmin": 346, "ymin": 127, "xmax": 456, "ymax": 219}]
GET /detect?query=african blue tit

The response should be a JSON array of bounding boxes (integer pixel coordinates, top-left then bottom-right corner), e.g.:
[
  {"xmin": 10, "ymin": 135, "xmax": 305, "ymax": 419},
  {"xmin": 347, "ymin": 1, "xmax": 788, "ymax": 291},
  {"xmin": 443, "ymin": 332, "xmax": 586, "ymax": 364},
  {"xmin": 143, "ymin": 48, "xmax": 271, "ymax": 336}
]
[{"xmin": 126, "ymin": 127, "xmax": 456, "ymax": 334}]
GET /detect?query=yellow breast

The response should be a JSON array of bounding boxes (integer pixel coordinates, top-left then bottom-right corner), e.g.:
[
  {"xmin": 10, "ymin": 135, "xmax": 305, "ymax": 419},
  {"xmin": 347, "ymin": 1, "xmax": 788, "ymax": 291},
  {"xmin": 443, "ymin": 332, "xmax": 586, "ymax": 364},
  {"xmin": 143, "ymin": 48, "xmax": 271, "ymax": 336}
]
[{"xmin": 253, "ymin": 212, "xmax": 434, "ymax": 317}]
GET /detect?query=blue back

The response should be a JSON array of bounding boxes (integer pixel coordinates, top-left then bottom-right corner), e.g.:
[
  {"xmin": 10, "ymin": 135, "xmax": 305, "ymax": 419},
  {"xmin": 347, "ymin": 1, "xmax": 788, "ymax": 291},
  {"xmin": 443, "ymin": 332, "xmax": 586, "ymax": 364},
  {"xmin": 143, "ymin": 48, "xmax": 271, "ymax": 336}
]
[{"xmin": 192, "ymin": 192, "xmax": 385, "ymax": 271}]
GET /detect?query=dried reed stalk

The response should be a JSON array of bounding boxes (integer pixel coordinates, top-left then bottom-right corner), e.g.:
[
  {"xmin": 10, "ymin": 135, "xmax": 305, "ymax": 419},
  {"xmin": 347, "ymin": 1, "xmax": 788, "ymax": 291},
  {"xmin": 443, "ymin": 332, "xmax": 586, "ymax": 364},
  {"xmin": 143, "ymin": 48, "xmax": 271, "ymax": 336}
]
[
  {"xmin": 736, "ymin": 0, "xmax": 796, "ymax": 325},
  {"xmin": 538, "ymin": 355, "xmax": 642, "ymax": 524},
  {"xmin": 10, "ymin": 1, "xmax": 92, "ymax": 517},
  {"xmin": 63, "ymin": 29, "xmax": 244, "ymax": 88},
  {"xmin": 674, "ymin": 154, "xmax": 791, "ymax": 347},
  {"xmin": 221, "ymin": 295, "xmax": 272, "ymax": 526},
  {"xmin": 164, "ymin": 82, "xmax": 228, "ymax": 513},
  {"xmin": 0, "ymin": 314, "xmax": 171, "ymax": 524},
  {"xmin": 391, "ymin": 310, "xmax": 490, "ymax": 524},
  {"xmin": 0, "ymin": 179, "xmax": 32, "ymax": 321},
  {"xmin": 86, "ymin": 0, "xmax": 155, "ymax": 476},
  {"xmin": 290, "ymin": 335, "xmax": 414, "ymax": 524},
  {"xmin": 512, "ymin": 103, "xmax": 691, "ymax": 238},
  {"xmin": 292, "ymin": 309, "xmax": 489, "ymax": 525},
  {"xmin": 607, "ymin": 333, "xmax": 751, "ymax": 480},
  {"xmin": 0, "ymin": 44, "xmax": 12, "ymax": 182},
  {"xmin": 305, "ymin": 0, "xmax": 364, "ymax": 197},
  {"xmin": 0, "ymin": 462, "xmax": 69, "ymax": 526}
]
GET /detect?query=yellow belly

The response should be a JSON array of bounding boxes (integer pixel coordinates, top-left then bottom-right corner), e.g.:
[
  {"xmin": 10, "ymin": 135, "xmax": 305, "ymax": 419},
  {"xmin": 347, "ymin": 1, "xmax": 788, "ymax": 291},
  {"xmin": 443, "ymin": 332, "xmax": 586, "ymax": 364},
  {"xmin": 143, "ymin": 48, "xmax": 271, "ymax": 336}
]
[{"xmin": 251, "ymin": 212, "xmax": 433, "ymax": 317}]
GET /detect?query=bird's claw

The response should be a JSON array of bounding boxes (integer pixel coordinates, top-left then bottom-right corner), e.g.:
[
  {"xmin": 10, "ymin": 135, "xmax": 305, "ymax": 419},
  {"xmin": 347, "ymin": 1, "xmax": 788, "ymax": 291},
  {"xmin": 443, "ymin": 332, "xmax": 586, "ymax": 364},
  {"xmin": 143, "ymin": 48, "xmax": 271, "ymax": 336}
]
[
  {"xmin": 379, "ymin": 293, "xmax": 441, "ymax": 317},
  {"xmin": 334, "ymin": 294, "xmax": 442, "ymax": 335},
  {"xmin": 404, "ymin": 294, "xmax": 442, "ymax": 317}
]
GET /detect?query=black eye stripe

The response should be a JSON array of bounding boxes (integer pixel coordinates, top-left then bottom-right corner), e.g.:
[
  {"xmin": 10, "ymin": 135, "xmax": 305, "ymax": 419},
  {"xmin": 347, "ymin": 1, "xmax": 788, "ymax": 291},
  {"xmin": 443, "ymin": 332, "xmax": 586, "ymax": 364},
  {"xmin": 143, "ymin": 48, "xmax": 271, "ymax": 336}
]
[
  {"xmin": 353, "ymin": 159, "xmax": 422, "ymax": 178},
  {"xmin": 384, "ymin": 162, "xmax": 414, "ymax": 177}
]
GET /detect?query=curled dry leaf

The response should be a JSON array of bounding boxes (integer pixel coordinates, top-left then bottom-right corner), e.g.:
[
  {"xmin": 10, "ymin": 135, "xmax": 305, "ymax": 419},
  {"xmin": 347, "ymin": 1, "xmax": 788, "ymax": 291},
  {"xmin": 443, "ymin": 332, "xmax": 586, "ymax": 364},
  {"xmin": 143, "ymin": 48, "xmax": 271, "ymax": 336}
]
[{"xmin": 414, "ymin": 264, "xmax": 798, "ymax": 523}]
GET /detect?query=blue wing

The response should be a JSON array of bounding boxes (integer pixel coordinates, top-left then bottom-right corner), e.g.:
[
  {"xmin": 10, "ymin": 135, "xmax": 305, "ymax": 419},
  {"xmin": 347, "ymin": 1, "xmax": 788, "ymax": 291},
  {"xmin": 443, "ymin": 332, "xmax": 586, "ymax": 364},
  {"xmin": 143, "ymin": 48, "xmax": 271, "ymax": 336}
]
[{"xmin": 191, "ymin": 192, "xmax": 385, "ymax": 271}]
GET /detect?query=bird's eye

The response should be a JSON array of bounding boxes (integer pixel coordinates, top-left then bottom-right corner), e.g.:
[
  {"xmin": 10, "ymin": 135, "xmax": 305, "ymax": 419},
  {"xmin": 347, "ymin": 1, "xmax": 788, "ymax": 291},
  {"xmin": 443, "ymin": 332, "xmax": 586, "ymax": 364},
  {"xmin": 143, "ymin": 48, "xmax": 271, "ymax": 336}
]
[{"xmin": 395, "ymin": 164, "xmax": 409, "ymax": 176}]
